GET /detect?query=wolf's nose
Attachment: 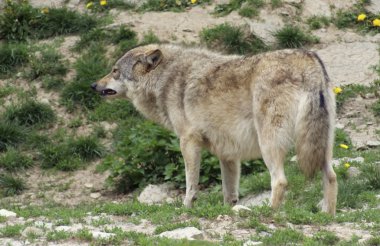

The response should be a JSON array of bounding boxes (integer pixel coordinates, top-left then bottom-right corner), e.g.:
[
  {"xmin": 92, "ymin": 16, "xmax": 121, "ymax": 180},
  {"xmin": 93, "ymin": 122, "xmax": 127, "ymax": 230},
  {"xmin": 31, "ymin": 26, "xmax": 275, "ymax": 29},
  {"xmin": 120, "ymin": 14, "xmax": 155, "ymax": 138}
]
[{"xmin": 91, "ymin": 83, "xmax": 97, "ymax": 90}]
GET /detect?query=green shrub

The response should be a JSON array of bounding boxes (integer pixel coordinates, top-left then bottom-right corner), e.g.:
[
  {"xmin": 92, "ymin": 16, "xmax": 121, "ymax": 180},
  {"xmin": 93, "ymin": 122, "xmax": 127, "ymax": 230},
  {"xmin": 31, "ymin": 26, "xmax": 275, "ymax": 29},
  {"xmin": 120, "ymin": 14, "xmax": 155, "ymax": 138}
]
[
  {"xmin": 0, "ymin": 121, "xmax": 26, "ymax": 152},
  {"xmin": 0, "ymin": 43, "xmax": 29, "ymax": 76},
  {"xmin": 4, "ymin": 100, "xmax": 56, "ymax": 128},
  {"xmin": 238, "ymin": 6, "xmax": 259, "ymax": 18},
  {"xmin": 372, "ymin": 99, "xmax": 380, "ymax": 117},
  {"xmin": 0, "ymin": 1, "xmax": 98, "ymax": 41},
  {"xmin": 274, "ymin": 25, "xmax": 319, "ymax": 48},
  {"xmin": 200, "ymin": 23, "xmax": 267, "ymax": 55},
  {"xmin": 307, "ymin": 15, "xmax": 330, "ymax": 30},
  {"xmin": 333, "ymin": 9, "xmax": 357, "ymax": 29},
  {"xmin": 0, "ymin": 149, "xmax": 33, "ymax": 172},
  {"xmin": 0, "ymin": 174, "xmax": 26, "ymax": 196},
  {"xmin": 67, "ymin": 136, "xmax": 103, "ymax": 161},
  {"xmin": 89, "ymin": 99, "xmax": 139, "ymax": 122},
  {"xmin": 140, "ymin": 30, "xmax": 160, "ymax": 45},
  {"xmin": 25, "ymin": 45, "xmax": 68, "ymax": 80}
]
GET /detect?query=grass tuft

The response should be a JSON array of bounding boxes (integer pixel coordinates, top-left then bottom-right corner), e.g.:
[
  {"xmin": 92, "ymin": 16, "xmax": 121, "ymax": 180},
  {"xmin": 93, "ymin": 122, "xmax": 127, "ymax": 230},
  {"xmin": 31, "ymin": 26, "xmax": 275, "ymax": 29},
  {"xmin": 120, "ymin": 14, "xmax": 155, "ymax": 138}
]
[
  {"xmin": 274, "ymin": 25, "xmax": 319, "ymax": 48},
  {"xmin": 0, "ymin": 174, "xmax": 26, "ymax": 196},
  {"xmin": 0, "ymin": 121, "xmax": 26, "ymax": 152},
  {"xmin": 0, "ymin": 42, "xmax": 29, "ymax": 77},
  {"xmin": 0, "ymin": 148, "xmax": 33, "ymax": 172}
]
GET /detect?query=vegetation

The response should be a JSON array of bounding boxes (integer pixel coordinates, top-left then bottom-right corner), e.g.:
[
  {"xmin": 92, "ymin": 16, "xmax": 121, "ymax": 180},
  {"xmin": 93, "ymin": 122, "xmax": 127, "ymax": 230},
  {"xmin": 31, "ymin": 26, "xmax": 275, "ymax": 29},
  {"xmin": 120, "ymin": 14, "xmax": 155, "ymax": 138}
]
[
  {"xmin": 140, "ymin": 0, "xmax": 211, "ymax": 12},
  {"xmin": 274, "ymin": 25, "xmax": 319, "ymax": 48}
]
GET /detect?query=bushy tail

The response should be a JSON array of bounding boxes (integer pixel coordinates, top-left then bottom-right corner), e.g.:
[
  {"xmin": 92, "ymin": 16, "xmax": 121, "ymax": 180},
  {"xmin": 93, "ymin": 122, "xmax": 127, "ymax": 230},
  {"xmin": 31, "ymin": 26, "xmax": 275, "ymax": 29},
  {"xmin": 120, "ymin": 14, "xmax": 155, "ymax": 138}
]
[{"xmin": 295, "ymin": 88, "xmax": 335, "ymax": 178}]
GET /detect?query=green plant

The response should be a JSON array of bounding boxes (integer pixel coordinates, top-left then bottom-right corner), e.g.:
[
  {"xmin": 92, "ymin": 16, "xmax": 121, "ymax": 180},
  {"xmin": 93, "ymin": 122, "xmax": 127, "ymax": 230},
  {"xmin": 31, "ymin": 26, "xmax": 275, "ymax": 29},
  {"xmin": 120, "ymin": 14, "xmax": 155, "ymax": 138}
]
[
  {"xmin": 307, "ymin": 15, "xmax": 330, "ymax": 30},
  {"xmin": 67, "ymin": 136, "xmax": 103, "ymax": 161},
  {"xmin": 140, "ymin": 0, "xmax": 210, "ymax": 12},
  {"xmin": 361, "ymin": 162, "xmax": 380, "ymax": 190},
  {"xmin": 46, "ymin": 230, "xmax": 72, "ymax": 241},
  {"xmin": 4, "ymin": 100, "xmax": 56, "ymax": 128},
  {"xmin": 312, "ymin": 230, "xmax": 339, "ymax": 245},
  {"xmin": 372, "ymin": 99, "xmax": 380, "ymax": 117},
  {"xmin": 238, "ymin": 6, "xmax": 259, "ymax": 18},
  {"xmin": 274, "ymin": 25, "xmax": 319, "ymax": 48},
  {"xmin": 213, "ymin": 0, "xmax": 244, "ymax": 17},
  {"xmin": 140, "ymin": 30, "xmax": 160, "ymax": 45},
  {"xmin": 0, "ymin": 0, "xmax": 98, "ymax": 41},
  {"xmin": 90, "ymin": 99, "xmax": 139, "ymax": 122},
  {"xmin": 0, "ymin": 121, "xmax": 26, "ymax": 152},
  {"xmin": 0, "ymin": 148, "xmax": 33, "ymax": 172},
  {"xmin": 0, "ymin": 85, "xmax": 17, "ymax": 98},
  {"xmin": 262, "ymin": 228, "xmax": 304, "ymax": 245},
  {"xmin": 0, "ymin": 174, "xmax": 26, "ymax": 196},
  {"xmin": 0, "ymin": 224, "xmax": 24, "ymax": 237},
  {"xmin": 270, "ymin": 0, "xmax": 282, "ymax": 8},
  {"xmin": 200, "ymin": 23, "xmax": 267, "ymax": 55},
  {"xmin": 0, "ymin": 43, "xmax": 29, "ymax": 76},
  {"xmin": 42, "ymin": 76, "xmax": 65, "ymax": 91}
]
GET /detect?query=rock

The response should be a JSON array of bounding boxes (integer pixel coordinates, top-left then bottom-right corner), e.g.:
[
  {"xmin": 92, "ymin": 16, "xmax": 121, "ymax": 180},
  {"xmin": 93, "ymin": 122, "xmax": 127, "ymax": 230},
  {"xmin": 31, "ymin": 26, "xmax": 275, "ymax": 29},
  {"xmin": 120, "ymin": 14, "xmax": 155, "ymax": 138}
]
[
  {"xmin": 302, "ymin": 0, "xmax": 331, "ymax": 17},
  {"xmin": 283, "ymin": 0, "xmax": 303, "ymax": 4},
  {"xmin": 0, "ymin": 209, "xmax": 17, "ymax": 218},
  {"xmin": 91, "ymin": 231, "xmax": 116, "ymax": 239},
  {"xmin": 216, "ymin": 214, "xmax": 232, "ymax": 221},
  {"xmin": 244, "ymin": 240, "xmax": 263, "ymax": 246},
  {"xmin": 290, "ymin": 155, "xmax": 297, "ymax": 162},
  {"xmin": 34, "ymin": 221, "xmax": 53, "ymax": 229},
  {"xmin": 336, "ymin": 123, "xmax": 345, "ymax": 129},
  {"xmin": 55, "ymin": 224, "xmax": 83, "ymax": 233},
  {"xmin": 159, "ymin": 227, "xmax": 203, "ymax": 240},
  {"xmin": 40, "ymin": 98, "xmax": 50, "ymax": 104},
  {"xmin": 366, "ymin": 140, "xmax": 380, "ymax": 148},
  {"xmin": 316, "ymin": 42, "xmax": 379, "ymax": 86},
  {"xmin": 347, "ymin": 167, "xmax": 361, "ymax": 178},
  {"xmin": 90, "ymin": 192, "xmax": 101, "ymax": 199},
  {"xmin": 347, "ymin": 157, "xmax": 364, "ymax": 163},
  {"xmin": 138, "ymin": 183, "xmax": 177, "ymax": 205},
  {"xmin": 248, "ymin": 10, "xmax": 284, "ymax": 44},
  {"xmin": 331, "ymin": 159, "xmax": 340, "ymax": 167},
  {"xmin": 238, "ymin": 191, "xmax": 271, "ymax": 207},
  {"xmin": 367, "ymin": 0, "xmax": 380, "ymax": 13},
  {"xmin": 376, "ymin": 194, "xmax": 380, "ymax": 199},
  {"xmin": 232, "ymin": 205, "xmax": 252, "ymax": 213},
  {"xmin": 21, "ymin": 227, "xmax": 44, "ymax": 238},
  {"xmin": 85, "ymin": 183, "xmax": 94, "ymax": 189}
]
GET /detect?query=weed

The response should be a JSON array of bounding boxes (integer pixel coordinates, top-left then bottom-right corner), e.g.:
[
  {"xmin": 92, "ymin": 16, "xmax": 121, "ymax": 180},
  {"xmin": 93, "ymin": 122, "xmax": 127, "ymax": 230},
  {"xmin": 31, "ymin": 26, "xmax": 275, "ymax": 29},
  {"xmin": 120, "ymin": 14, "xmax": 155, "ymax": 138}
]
[
  {"xmin": 0, "ymin": 121, "xmax": 26, "ymax": 152},
  {"xmin": 262, "ymin": 228, "xmax": 304, "ymax": 245},
  {"xmin": 93, "ymin": 125, "xmax": 107, "ymax": 138},
  {"xmin": 85, "ymin": 0, "xmax": 135, "ymax": 12},
  {"xmin": 67, "ymin": 118, "xmax": 82, "ymax": 128},
  {"xmin": 372, "ymin": 99, "xmax": 380, "ymax": 117},
  {"xmin": 89, "ymin": 99, "xmax": 139, "ymax": 122},
  {"xmin": 76, "ymin": 228, "xmax": 93, "ymax": 241},
  {"xmin": 0, "ymin": 224, "xmax": 24, "ymax": 237},
  {"xmin": 0, "ymin": 148, "xmax": 33, "ymax": 172},
  {"xmin": 200, "ymin": 23, "xmax": 267, "ymax": 55},
  {"xmin": 67, "ymin": 136, "xmax": 103, "ymax": 161},
  {"xmin": 140, "ymin": 0, "xmax": 210, "ymax": 12},
  {"xmin": 361, "ymin": 162, "xmax": 380, "ymax": 190},
  {"xmin": 312, "ymin": 230, "xmax": 339, "ymax": 245},
  {"xmin": 0, "ymin": 174, "xmax": 26, "ymax": 196},
  {"xmin": 270, "ymin": 0, "xmax": 282, "ymax": 9},
  {"xmin": 0, "ymin": 85, "xmax": 17, "ymax": 98},
  {"xmin": 4, "ymin": 100, "xmax": 56, "ymax": 128},
  {"xmin": 213, "ymin": 0, "xmax": 244, "ymax": 17},
  {"xmin": 239, "ymin": 6, "xmax": 259, "ymax": 18},
  {"xmin": 307, "ymin": 15, "xmax": 330, "ymax": 30},
  {"xmin": 274, "ymin": 25, "xmax": 319, "ymax": 48},
  {"xmin": 0, "ymin": 42, "xmax": 29, "ymax": 77},
  {"xmin": 46, "ymin": 230, "xmax": 72, "ymax": 241},
  {"xmin": 0, "ymin": 1, "xmax": 98, "ymax": 41},
  {"xmin": 42, "ymin": 76, "xmax": 65, "ymax": 91},
  {"xmin": 140, "ymin": 30, "xmax": 160, "ymax": 45}
]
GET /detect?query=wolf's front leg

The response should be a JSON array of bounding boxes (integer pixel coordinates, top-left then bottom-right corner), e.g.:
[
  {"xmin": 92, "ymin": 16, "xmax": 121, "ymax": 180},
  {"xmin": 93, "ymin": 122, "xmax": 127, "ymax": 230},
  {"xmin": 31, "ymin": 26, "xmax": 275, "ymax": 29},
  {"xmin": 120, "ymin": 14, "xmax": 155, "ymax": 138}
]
[
  {"xmin": 180, "ymin": 136, "xmax": 202, "ymax": 208},
  {"xmin": 220, "ymin": 159, "xmax": 241, "ymax": 205}
]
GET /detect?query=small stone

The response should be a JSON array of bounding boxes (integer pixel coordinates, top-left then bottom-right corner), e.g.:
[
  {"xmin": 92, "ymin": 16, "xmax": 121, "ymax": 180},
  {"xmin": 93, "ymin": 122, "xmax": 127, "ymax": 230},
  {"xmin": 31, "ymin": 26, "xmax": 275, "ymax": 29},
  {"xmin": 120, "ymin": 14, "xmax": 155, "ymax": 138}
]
[
  {"xmin": 0, "ymin": 209, "xmax": 17, "ymax": 218},
  {"xmin": 159, "ymin": 227, "xmax": 203, "ymax": 240},
  {"xmin": 21, "ymin": 227, "xmax": 44, "ymax": 238},
  {"xmin": 331, "ymin": 159, "xmax": 340, "ymax": 167},
  {"xmin": 376, "ymin": 194, "xmax": 380, "ymax": 199},
  {"xmin": 40, "ymin": 98, "xmax": 50, "ymax": 104},
  {"xmin": 238, "ymin": 191, "xmax": 271, "ymax": 207},
  {"xmin": 290, "ymin": 155, "xmax": 297, "ymax": 162},
  {"xmin": 347, "ymin": 167, "xmax": 361, "ymax": 178},
  {"xmin": 232, "ymin": 205, "xmax": 252, "ymax": 213},
  {"xmin": 216, "ymin": 214, "xmax": 232, "ymax": 221},
  {"xmin": 91, "ymin": 231, "xmax": 116, "ymax": 239},
  {"xmin": 335, "ymin": 123, "xmax": 345, "ymax": 129},
  {"xmin": 367, "ymin": 141, "xmax": 380, "ymax": 148},
  {"xmin": 138, "ymin": 183, "xmax": 176, "ymax": 205},
  {"xmin": 347, "ymin": 157, "xmax": 364, "ymax": 163},
  {"xmin": 286, "ymin": 222, "xmax": 295, "ymax": 229},
  {"xmin": 85, "ymin": 183, "xmax": 94, "ymax": 189},
  {"xmin": 90, "ymin": 192, "xmax": 101, "ymax": 199},
  {"xmin": 244, "ymin": 240, "xmax": 263, "ymax": 246}
]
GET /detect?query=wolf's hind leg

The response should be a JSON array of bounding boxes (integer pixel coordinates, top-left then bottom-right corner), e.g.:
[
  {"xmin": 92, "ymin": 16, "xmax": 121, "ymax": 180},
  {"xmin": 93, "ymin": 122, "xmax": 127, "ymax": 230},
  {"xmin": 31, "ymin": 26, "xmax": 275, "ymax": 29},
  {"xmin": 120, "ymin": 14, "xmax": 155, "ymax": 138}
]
[
  {"xmin": 322, "ymin": 162, "xmax": 337, "ymax": 215},
  {"xmin": 220, "ymin": 159, "xmax": 241, "ymax": 205},
  {"xmin": 259, "ymin": 137, "xmax": 288, "ymax": 209},
  {"xmin": 180, "ymin": 136, "xmax": 202, "ymax": 208}
]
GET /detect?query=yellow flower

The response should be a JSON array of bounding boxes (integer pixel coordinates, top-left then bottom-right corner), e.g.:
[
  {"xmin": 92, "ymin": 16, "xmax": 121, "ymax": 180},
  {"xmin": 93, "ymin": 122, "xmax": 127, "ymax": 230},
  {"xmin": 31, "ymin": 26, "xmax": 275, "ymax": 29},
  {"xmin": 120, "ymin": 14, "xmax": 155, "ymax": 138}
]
[
  {"xmin": 357, "ymin": 14, "xmax": 366, "ymax": 21},
  {"xmin": 344, "ymin": 163, "xmax": 350, "ymax": 169},
  {"xmin": 333, "ymin": 87, "xmax": 342, "ymax": 95},
  {"xmin": 191, "ymin": 0, "xmax": 197, "ymax": 4},
  {"xmin": 339, "ymin": 144, "xmax": 349, "ymax": 149},
  {"xmin": 86, "ymin": 1, "xmax": 93, "ymax": 8},
  {"xmin": 41, "ymin": 7, "xmax": 49, "ymax": 14},
  {"xmin": 373, "ymin": 19, "xmax": 380, "ymax": 27},
  {"xmin": 100, "ymin": 0, "xmax": 107, "ymax": 6}
]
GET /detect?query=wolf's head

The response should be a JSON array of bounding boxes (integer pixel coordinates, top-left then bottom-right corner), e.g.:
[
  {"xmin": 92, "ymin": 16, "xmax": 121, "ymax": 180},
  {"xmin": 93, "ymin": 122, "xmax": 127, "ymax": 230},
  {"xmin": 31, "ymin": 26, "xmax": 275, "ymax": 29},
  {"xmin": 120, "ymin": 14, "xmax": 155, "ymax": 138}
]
[{"xmin": 91, "ymin": 44, "xmax": 163, "ymax": 99}]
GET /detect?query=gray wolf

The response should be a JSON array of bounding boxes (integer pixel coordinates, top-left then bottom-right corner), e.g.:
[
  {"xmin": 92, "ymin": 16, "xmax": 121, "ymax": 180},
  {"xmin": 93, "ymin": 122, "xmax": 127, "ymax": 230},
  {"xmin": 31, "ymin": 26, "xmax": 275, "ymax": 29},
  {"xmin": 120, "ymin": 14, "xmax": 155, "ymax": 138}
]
[{"xmin": 91, "ymin": 44, "xmax": 337, "ymax": 215}]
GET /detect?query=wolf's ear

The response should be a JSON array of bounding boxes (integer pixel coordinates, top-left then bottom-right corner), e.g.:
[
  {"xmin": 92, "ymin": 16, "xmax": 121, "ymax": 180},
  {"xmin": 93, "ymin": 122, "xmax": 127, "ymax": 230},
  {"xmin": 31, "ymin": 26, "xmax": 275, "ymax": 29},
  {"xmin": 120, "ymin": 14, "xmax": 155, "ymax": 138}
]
[{"xmin": 144, "ymin": 49, "xmax": 163, "ymax": 71}]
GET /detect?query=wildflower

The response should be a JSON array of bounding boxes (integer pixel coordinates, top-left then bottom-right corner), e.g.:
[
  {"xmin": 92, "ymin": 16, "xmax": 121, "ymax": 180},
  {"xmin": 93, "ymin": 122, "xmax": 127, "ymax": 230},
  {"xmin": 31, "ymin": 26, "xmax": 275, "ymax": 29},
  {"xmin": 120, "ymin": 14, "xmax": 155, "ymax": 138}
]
[
  {"xmin": 373, "ymin": 19, "xmax": 380, "ymax": 27},
  {"xmin": 339, "ymin": 144, "xmax": 349, "ymax": 149},
  {"xmin": 86, "ymin": 1, "xmax": 93, "ymax": 8},
  {"xmin": 333, "ymin": 87, "xmax": 342, "ymax": 95},
  {"xmin": 191, "ymin": 0, "xmax": 197, "ymax": 3},
  {"xmin": 344, "ymin": 163, "xmax": 350, "ymax": 169},
  {"xmin": 100, "ymin": 0, "xmax": 107, "ymax": 6},
  {"xmin": 357, "ymin": 14, "xmax": 366, "ymax": 21},
  {"xmin": 41, "ymin": 7, "xmax": 49, "ymax": 14}
]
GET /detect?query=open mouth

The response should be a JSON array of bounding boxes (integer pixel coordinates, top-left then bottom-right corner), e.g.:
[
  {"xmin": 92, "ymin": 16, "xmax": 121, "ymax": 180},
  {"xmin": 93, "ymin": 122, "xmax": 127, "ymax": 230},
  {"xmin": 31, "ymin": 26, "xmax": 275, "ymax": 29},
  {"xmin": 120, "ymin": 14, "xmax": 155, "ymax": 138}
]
[{"xmin": 100, "ymin": 89, "xmax": 117, "ymax": 96}]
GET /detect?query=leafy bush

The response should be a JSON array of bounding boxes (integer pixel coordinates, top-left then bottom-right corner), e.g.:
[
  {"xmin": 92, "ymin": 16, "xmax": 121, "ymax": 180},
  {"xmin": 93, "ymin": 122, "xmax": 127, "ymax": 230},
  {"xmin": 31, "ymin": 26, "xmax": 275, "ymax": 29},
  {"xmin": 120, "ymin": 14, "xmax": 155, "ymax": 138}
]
[
  {"xmin": 4, "ymin": 100, "xmax": 56, "ymax": 128},
  {"xmin": 0, "ymin": 43, "xmax": 29, "ymax": 76},
  {"xmin": 0, "ymin": 121, "xmax": 26, "ymax": 152},
  {"xmin": 0, "ymin": 149, "xmax": 33, "ymax": 172},
  {"xmin": 0, "ymin": 174, "xmax": 26, "ymax": 196},
  {"xmin": 0, "ymin": 0, "xmax": 98, "ymax": 41},
  {"xmin": 274, "ymin": 25, "xmax": 319, "ymax": 48},
  {"xmin": 200, "ymin": 23, "xmax": 267, "ymax": 55}
]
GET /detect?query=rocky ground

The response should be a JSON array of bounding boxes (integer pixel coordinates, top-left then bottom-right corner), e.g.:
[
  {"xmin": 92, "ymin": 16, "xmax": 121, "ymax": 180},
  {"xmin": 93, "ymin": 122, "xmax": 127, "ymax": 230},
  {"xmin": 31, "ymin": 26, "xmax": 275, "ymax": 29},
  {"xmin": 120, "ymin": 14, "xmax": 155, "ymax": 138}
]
[{"xmin": 0, "ymin": 0, "xmax": 380, "ymax": 245}]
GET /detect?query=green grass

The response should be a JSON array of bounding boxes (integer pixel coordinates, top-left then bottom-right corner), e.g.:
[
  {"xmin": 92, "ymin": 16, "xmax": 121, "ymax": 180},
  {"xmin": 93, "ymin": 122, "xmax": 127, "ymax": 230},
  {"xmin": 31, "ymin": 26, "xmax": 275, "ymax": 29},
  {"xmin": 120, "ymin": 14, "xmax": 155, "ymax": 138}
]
[
  {"xmin": 0, "ymin": 224, "xmax": 24, "ymax": 237},
  {"xmin": 140, "ymin": 0, "xmax": 211, "ymax": 12},
  {"xmin": 4, "ymin": 100, "xmax": 56, "ymax": 128},
  {"xmin": 261, "ymin": 228, "xmax": 305, "ymax": 245},
  {"xmin": 89, "ymin": 99, "xmax": 139, "ymax": 122},
  {"xmin": 200, "ymin": 23, "xmax": 267, "ymax": 55},
  {"xmin": 274, "ymin": 25, "xmax": 319, "ymax": 48},
  {"xmin": 270, "ymin": 0, "xmax": 282, "ymax": 9},
  {"xmin": 0, "ymin": 42, "xmax": 29, "ymax": 77},
  {"xmin": 0, "ymin": 121, "xmax": 26, "ymax": 152},
  {"xmin": 0, "ymin": 174, "xmax": 26, "ymax": 197},
  {"xmin": 46, "ymin": 230, "xmax": 72, "ymax": 241},
  {"xmin": 335, "ymin": 83, "xmax": 379, "ymax": 113},
  {"xmin": 307, "ymin": 15, "xmax": 330, "ymax": 30},
  {"xmin": 0, "ymin": 148, "xmax": 33, "ymax": 172},
  {"xmin": 0, "ymin": 85, "xmax": 17, "ymax": 98},
  {"xmin": 213, "ymin": 0, "xmax": 244, "ymax": 17},
  {"xmin": 0, "ymin": 1, "xmax": 98, "ymax": 41},
  {"xmin": 372, "ymin": 99, "xmax": 380, "ymax": 117},
  {"xmin": 41, "ymin": 76, "xmax": 65, "ymax": 91}
]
